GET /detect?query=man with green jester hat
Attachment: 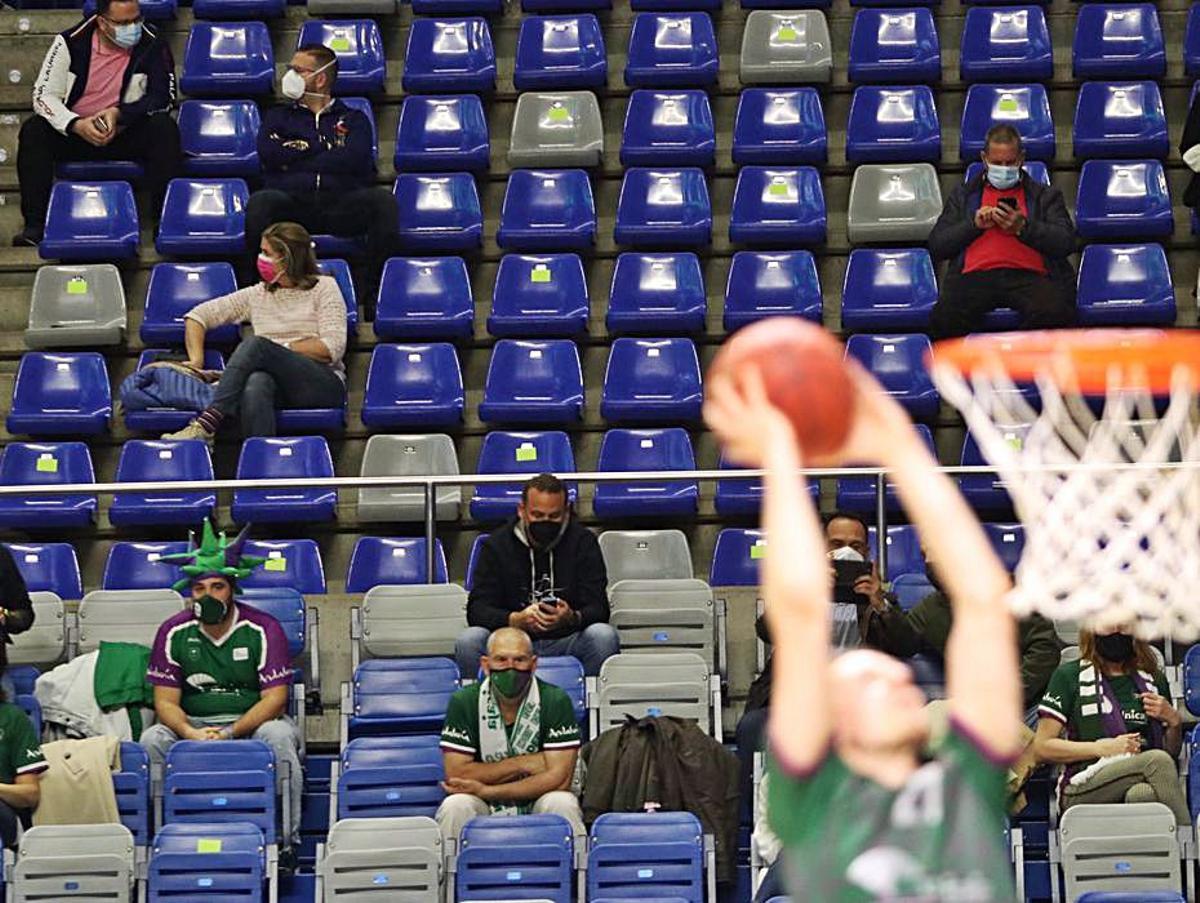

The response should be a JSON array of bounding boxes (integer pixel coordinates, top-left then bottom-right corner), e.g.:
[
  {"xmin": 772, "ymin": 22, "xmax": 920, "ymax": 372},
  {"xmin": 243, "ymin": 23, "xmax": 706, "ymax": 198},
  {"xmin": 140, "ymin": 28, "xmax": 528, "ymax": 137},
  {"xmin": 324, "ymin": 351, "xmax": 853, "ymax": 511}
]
[{"xmin": 141, "ymin": 520, "xmax": 303, "ymax": 857}]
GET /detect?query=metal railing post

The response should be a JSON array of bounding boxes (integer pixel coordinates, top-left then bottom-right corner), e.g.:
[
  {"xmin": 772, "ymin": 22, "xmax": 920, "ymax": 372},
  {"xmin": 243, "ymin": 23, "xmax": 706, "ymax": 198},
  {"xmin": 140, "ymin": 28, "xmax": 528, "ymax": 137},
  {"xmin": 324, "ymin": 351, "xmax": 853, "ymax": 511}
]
[
  {"xmin": 875, "ymin": 472, "xmax": 888, "ymax": 581},
  {"xmin": 424, "ymin": 480, "xmax": 436, "ymax": 582}
]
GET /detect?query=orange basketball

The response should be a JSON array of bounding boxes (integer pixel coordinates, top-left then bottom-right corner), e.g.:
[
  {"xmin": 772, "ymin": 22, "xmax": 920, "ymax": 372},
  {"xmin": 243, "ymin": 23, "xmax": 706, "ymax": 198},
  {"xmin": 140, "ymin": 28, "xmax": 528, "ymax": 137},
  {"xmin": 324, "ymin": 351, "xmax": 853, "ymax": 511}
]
[{"xmin": 708, "ymin": 318, "xmax": 855, "ymax": 458}]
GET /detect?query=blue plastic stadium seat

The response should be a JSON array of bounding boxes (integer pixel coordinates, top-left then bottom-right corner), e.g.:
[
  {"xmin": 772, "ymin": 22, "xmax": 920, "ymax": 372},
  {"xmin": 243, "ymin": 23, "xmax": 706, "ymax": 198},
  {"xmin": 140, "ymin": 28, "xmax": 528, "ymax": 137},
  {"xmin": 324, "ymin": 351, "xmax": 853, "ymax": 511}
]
[
  {"xmin": 102, "ymin": 541, "xmax": 188, "ymax": 590},
  {"xmin": 142, "ymin": 263, "xmax": 240, "ymax": 347},
  {"xmin": 361, "ymin": 343, "xmax": 465, "ymax": 429},
  {"xmin": 729, "ymin": 166, "xmax": 827, "ymax": 245},
  {"xmin": 959, "ymin": 84, "xmax": 1055, "ymax": 161},
  {"xmin": 837, "ymin": 424, "xmax": 934, "ymax": 514},
  {"xmin": 374, "ymin": 257, "xmax": 474, "ymax": 341},
  {"xmin": 845, "ymin": 86, "xmax": 940, "ymax": 164},
  {"xmin": 109, "ymin": 440, "xmax": 216, "ymax": 527},
  {"xmin": 348, "ymin": 657, "xmax": 460, "ymax": 738},
  {"xmin": 841, "ymin": 248, "xmax": 936, "ymax": 332},
  {"xmin": 1076, "ymin": 894, "xmax": 1184, "ymax": 903},
  {"xmin": 0, "ymin": 443, "xmax": 96, "ymax": 530},
  {"xmin": 479, "ymin": 339, "xmax": 584, "ymax": 424},
  {"xmin": 180, "ymin": 22, "xmax": 275, "ymax": 96},
  {"xmin": 149, "ymin": 823, "xmax": 266, "ymax": 902},
  {"xmin": 337, "ymin": 736, "xmax": 445, "ymax": 820},
  {"xmin": 231, "ymin": 437, "xmax": 337, "ymax": 523},
  {"xmin": 1075, "ymin": 243, "xmax": 1175, "ymax": 327},
  {"xmin": 1075, "ymin": 160, "xmax": 1173, "ymax": 240},
  {"xmin": 845, "ymin": 334, "xmax": 939, "ymax": 422},
  {"xmin": 115, "ymin": 742, "xmax": 151, "ymax": 847},
  {"xmin": 488, "ymin": 254, "xmax": 590, "ymax": 337},
  {"xmin": 960, "ymin": 7, "xmax": 1052, "ymax": 83},
  {"xmin": 723, "ymin": 250, "xmax": 822, "ymax": 331},
  {"xmin": 960, "ymin": 424, "xmax": 1030, "ymax": 516},
  {"xmin": 5, "ymin": 542, "xmax": 81, "ymax": 598},
  {"xmin": 155, "ymin": 178, "xmax": 249, "ymax": 257},
  {"xmin": 601, "ymin": 338, "xmax": 703, "ymax": 425},
  {"xmin": 620, "ymin": 90, "xmax": 715, "ymax": 167},
  {"xmin": 963, "ymin": 161, "xmax": 1050, "ymax": 186},
  {"xmin": 56, "ymin": 158, "xmax": 144, "ymax": 181},
  {"xmin": 592, "ymin": 428, "xmax": 699, "ymax": 518},
  {"xmin": 709, "ymin": 528, "xmax": 765, "ymax": 586},
  {"xmin": 345, "ymin": 537, "xmax": 448, "ymax": 592},
  {"xmin": 587, "ymin": 812, "xmax": 704, "ymax": 901},
  {"xmin": 465, "ymin": 534, "xmax": 486, "ymax": 590},
  {"xmin": 1072, "ymin": 82, "xmax": 1168, "ymax": 159},
  {"xmin": 123, "ymin": 349, "xmax": 225, "ymax": 433},
  {"xmin": 515, "ymin": 15, "xmax": 607, "ymax": 90},
  {"xmin": 274, "ymin": 395, "xmax": 347, "ymax": 435},
  {"xmin": 333, "ymin": 96, "xmax": 379, "ymax": 160},
  {"xmin": 848, "ymin": 9, "xmax": 940, "ymax": 84},
  {"xmin": 403, "ymin": 18, "xmax": 496, "ymax": 94},
  {"xmin": 470, "ymin": 430, "xmax": 577, "ymax": 521},
  {"xmin": 238, "ymin": 540, "xmax": 326, "ymax": 594},
  {"xmin": 624, "ymin": 13, "xmax": 718, "ymax": 87},
  {"xmin": 297, "ymin": 20, "xmax": 385, "ymax": 95},
  {"xmin": 317, "ymin": 259, "xmax": 358, "ymax": 333},
  {"xmin": 615, "ymin": 168, "xmax": 711, "ymax": 248},
  {"xmin": 607, "ymin": 252, "xmax": 705, "ymax": 335},
  {"xmin": 715, "ymin": 449, "xmax": 814, "ymax": 516},
  {"xmin": 1073, "ymin": 4, "xmax": 1164, "ymax": 80},
  {"xmin": 39, "ymin": 182, "xmax": 139, "ymax": 261},
  {"xmin": 732, "ymin": 88, "xmax": 827, "ymax": 166},
  {"xmin": 499, "ymin": 170, "xmax": 597, "ymax": 252},
  {"xmin": 163, "ymin": 740, "xmax": 277, "ymax": 833},
  {"xmin": 178, "ymin": 100, "xmax": 260, "ymax": 177},
  {"xmin": 193, "ymin": 0, "xmax": 282, "ymax": 17},
  {"xmin": 393, "ymin": 173, "xmax": 483, "ymax": 251},
  {"xmin": 983, "ymin": 523, "xmax": 1024, "ymax": 573},
  {"xmin": 1188, "ymin": 6, "xmax": 1200, "ymax": 77},
  {"xmin": 457, "ymin": 815, "xmax": 574, "ymax": 903},
  {"xmin": 868, "ymin": 524, "xmax": 925, "ymax": 578},
  {"xmin": 394, "ymin": 95, "xmax": 489, "ymax": 172},
  {"xmin": 7, "ymin": 352, "xmax": 111, "ymax": 436}
]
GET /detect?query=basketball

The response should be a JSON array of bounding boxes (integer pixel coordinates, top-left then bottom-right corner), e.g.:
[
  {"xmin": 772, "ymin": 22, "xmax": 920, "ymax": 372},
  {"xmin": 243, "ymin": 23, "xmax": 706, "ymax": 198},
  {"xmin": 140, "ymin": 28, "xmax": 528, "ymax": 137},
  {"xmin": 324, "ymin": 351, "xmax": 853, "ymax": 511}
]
[{"xmin": 708, "ymin": 317, "xmax": 856, "ymax": 458}]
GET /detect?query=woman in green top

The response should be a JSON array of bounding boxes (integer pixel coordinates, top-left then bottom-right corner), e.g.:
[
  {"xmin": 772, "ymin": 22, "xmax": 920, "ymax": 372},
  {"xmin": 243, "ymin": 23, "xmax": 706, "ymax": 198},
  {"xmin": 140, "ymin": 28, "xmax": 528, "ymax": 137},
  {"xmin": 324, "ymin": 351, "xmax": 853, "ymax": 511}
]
[{"xmin": 1034, "ymin": 628, "xmax": 1188, "ymax": 824}]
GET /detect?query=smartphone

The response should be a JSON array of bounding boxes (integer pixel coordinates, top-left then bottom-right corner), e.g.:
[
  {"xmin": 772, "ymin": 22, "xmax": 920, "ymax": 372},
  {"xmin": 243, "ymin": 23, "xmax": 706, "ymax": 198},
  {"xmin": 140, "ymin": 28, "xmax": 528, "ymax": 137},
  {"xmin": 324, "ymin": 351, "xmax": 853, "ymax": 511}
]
[
  {"xmin": 832, "ymin": 559, "xmax": 872, "ymax": 605},
  {"xmin": 997, "ymin": 196, "xmax": 1018, "ymax": 211},
  {"xmin": 93, "ymin": 116, "xmax": 110, "ymax": 134},
  {"xmin": 539, "ymin": 601, "xmax": 559, "ymax": 615}
]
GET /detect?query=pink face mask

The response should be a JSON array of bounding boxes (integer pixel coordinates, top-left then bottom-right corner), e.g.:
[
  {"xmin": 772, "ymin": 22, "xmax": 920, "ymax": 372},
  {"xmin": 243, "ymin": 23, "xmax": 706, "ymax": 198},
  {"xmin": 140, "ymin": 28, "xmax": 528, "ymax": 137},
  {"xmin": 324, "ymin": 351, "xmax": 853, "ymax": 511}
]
[{"xmin": 256, "ymin": 253, "xmax": 281, "ymax": 284}]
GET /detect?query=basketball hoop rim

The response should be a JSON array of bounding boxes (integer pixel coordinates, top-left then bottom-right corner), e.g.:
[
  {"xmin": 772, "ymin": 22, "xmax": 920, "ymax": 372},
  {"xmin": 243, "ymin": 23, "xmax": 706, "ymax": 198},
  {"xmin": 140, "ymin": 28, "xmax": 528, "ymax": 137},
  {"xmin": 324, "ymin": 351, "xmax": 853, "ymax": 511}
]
[{"xmin": 929, "ymin": 329, "xmax": 1200, "ymax": 395}]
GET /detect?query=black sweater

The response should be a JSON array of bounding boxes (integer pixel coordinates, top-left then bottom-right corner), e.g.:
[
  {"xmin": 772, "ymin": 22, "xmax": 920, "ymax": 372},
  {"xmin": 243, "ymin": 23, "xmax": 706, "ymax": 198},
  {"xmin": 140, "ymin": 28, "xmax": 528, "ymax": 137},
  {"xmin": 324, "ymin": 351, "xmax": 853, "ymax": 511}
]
[
  {"xmin": 0, "ymin": 546, "xmax": 35, "ymax": 674},
  {"xmin": 467, "ymin": 518, "xmax": 609, "ymax": 639}
]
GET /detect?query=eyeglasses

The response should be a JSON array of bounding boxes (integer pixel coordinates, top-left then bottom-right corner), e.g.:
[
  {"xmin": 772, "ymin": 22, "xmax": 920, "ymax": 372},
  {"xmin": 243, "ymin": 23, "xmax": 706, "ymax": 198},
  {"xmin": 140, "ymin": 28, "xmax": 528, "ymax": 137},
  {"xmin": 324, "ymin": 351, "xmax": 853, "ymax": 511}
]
[{"xmin": 102, "ymin": 13, "xmax": 144, "ymax": 25}]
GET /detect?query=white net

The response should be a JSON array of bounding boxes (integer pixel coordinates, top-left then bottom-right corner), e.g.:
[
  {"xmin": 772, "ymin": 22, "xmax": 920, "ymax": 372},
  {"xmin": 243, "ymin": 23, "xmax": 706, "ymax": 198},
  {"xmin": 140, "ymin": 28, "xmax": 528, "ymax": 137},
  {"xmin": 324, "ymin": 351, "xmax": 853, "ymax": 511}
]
[{"xmin": 931, "ymin": 349, "xmax": 1200, "ymax": 640}]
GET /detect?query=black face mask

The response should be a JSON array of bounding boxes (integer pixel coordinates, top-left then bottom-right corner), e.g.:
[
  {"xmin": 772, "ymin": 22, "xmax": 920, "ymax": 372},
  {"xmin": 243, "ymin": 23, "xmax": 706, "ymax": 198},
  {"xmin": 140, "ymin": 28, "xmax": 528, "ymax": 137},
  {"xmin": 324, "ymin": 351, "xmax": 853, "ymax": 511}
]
[
  {"xmin": 527, "ymin": 518, "xmax": 565, "ymax": 550},
  {"xmin": 1095, "ymin": 632, "xmax": 1136, "ymax": 663}
]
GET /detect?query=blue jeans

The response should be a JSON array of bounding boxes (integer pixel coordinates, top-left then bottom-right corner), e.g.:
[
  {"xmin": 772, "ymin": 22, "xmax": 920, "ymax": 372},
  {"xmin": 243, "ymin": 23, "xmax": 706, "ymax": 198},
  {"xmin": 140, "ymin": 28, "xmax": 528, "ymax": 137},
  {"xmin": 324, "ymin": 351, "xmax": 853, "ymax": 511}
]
[{"xmin": 455, "ymin": 624, "xmax": 620, "ymax": 678}]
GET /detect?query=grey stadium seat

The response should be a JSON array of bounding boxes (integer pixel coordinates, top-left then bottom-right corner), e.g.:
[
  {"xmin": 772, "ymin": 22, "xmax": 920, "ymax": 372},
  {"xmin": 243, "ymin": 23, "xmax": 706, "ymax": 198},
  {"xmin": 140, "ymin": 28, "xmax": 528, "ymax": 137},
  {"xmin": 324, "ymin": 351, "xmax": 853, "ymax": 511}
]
[
  {"xmin": 317, "ymin": 816, "xmax": 443, "ymax": 902},
  {"xmin": 75, "ymin": 589, "xmax": 185, "ymax": 655},
  {"xmin": 1058, "ymin": 802, "xmax": 1183, "ymax": 901},
  {"xmin": 508, "ymin": 92, "xmax": 604, "ymax": 168},
  {"xmin": 599, "ymin": 529, "xmax": 693, "ymax": 584},
  {"xmin": 594, "ymin": 651, "xmax": 719, "ymax": 736},
  {"xmin": 846, "ymin": 163, "xmax": 943, "ymax": 245},
  {"xmin": 11, "ymin": 823, "xmax": 136, "ymax": 902},
  {"xmin": 8, "ymin": 592, "xmax": 68, "ymax": 668},
  {"xmin": 351, "ymin": 583, "xmax": 468, "ymax": 666},
  {"xmin": 26, "ymin": 264, "xmax": 126, "ymax": 349},
  {"xmin": 739, "ymin": 11, "xmax": 832, "ymax": 85},
  {"xmin": 608, "ymin": 578, "xmax": 715, "ymax": 668},
  {"xmin": 357, "ymin": 434, "xmax": 461, "ymax": 523}
]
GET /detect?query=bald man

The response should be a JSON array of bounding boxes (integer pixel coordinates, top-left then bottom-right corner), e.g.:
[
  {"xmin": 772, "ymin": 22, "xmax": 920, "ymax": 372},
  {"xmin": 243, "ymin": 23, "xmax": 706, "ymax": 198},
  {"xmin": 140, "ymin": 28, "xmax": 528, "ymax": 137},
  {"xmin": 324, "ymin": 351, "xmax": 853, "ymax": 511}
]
[
  {"xmin": 436, "ymin": 627, "xmax": 584, "ymax": 843},
  {"xmin": 705, "ymin": 363, "xmax": 1022, "ymax": 902}
]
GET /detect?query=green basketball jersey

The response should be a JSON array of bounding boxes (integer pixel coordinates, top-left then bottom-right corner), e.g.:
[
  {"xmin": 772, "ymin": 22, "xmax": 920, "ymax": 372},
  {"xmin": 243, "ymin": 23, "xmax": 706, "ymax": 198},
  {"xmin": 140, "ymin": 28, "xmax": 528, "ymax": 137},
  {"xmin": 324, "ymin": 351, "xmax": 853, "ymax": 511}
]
[{"xmin": 769, "ymin": 724, "xmax": 1015, "ymax": 902}]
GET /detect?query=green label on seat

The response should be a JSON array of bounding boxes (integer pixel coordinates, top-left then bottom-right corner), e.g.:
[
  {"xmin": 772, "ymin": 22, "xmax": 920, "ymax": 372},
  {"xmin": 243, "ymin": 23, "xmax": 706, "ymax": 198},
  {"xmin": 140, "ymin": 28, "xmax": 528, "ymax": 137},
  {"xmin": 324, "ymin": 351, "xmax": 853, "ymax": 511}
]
[
  {"xmin": 264, "ymin": 557, "xmax": 287, "ymax": 572},
  {"xmin": 768, "ymin": 181, "xmax": 789, "ymax": 196},
  {"xmin": 66, "ymin": 277, "xmax": 88, "ymax": 295},
  {"xmin": 196, "ymin": 839, "xmax": 222, "ymax": 853},
  {"xmin": 515, "ymin": 443, "xmax": 538, "ymax": 463},
  {"xmin": 35, "ymin": 455, "xmax": 57, "ymax": 474},
  {"xmin": 547, "ymin": 106, "xmax": 571, "ymax": 123},
  {"xmin": 330, "ymin": 37, "xmax": 351, "ymax": 51},
  {"xmin": 778, "ymin": 25, "xmax": 798, "ymax": 41},
  {"xmin": 530, "ymin": 265, "xmax": 552, "ymax": 283},
  {"xmin": 750, "ymin": 542, "xmax": 766, "ymax": 560},
  {"xmin": 997, "ymin": 96, "xmax": 1018, "ymax": 113}
]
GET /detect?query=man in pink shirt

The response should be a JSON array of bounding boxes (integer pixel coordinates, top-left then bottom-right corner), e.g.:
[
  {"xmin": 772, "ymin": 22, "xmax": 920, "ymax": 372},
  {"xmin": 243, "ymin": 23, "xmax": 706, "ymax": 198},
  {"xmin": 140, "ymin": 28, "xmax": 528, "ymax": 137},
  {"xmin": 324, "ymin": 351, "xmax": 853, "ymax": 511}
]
[{"xmin": 13, "ymin": 0, "xmax": 179, "ymax": 247}]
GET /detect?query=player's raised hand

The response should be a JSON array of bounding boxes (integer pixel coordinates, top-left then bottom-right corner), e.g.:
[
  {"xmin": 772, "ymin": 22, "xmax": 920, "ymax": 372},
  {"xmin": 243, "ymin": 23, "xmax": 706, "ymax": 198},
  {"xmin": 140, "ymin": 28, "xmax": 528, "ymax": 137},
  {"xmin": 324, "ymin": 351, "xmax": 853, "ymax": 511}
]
[{"xmin": 702, "ymin": 364, "xmax": 797, "ymax": 469}]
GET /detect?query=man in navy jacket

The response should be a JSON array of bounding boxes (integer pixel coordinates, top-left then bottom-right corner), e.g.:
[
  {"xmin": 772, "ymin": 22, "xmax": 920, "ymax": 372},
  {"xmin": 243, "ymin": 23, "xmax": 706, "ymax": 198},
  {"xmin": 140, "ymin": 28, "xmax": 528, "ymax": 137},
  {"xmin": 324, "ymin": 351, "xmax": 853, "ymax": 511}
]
[
  {"xmin": 246, "ymin": 44, "xmax": 396, "ymax": 310},
  {"xmin": 14, "ymin": 0, "xmax": 179, "ymax": 246}
]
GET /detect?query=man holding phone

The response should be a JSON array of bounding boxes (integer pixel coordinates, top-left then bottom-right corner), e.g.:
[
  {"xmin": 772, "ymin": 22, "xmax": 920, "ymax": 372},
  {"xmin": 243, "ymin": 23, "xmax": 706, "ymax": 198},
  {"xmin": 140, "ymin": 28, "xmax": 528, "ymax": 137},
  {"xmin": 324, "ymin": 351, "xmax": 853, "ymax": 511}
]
[
  {"xmin": 457, "ymin": 474, "xmax": 619, "ymax": 678},
  {"xmin": 927, "ymin": 124, "xmax": 1077, "ymax": 339}
]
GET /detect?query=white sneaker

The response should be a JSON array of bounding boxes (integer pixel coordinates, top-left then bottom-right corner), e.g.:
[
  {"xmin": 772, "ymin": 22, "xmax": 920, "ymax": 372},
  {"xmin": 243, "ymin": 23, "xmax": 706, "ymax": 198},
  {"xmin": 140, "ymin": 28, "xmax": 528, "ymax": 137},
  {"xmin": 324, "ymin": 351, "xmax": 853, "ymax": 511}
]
[{"xmin": 162, "ymin": 420, "xmax": 215, "ymax": 442}]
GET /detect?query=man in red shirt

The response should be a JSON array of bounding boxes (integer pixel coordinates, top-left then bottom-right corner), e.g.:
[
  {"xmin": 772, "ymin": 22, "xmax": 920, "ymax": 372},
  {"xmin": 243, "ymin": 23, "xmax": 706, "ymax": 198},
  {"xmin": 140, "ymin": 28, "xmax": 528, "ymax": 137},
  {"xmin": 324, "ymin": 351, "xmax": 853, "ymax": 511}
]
[{"xmin": 927, "ymin": 125, "xmax": 1077, "ymax": 339}]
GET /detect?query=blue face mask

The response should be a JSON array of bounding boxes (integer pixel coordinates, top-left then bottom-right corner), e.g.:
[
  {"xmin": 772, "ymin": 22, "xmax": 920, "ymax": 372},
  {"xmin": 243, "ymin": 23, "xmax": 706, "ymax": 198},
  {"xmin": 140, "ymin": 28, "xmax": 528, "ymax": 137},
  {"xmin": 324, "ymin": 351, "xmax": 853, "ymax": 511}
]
[
  {"xmin": 986, "ymin": 163, "xmax": 1020, "ymax": 190},
  {"xmin": 110, "ymin": 21, "xmax": 142, "ymax": 49}
]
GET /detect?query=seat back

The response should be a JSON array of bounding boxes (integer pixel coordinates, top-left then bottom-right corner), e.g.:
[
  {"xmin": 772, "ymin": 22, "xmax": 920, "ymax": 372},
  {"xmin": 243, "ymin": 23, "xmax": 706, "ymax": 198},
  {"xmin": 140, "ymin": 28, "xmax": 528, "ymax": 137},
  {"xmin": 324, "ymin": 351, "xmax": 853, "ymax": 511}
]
[
  {"xmin": 149, "ymin": 822, "xmax": 266, "ymax": 901},
  {"xmin": 867, "ymin": 524, "xmax": 925, "ymax": 579},
  {"xmin": 27, "ymin": 264, "xmax": 127, "ymax": 348},
  {"xmin": 164, "ymin": 740, "xmax": 277, "ymax": 842},
  {"xmin": 470, "ymin": 430, "xmax": 577, "ymax": 521},
  {"xmin": 180, "ymin": 21, "xmax": 275, "ymax": 96},
  {"xmin": 39, "ymin": 181, "xmax": 140, "ymax": 261},
  {"xmin": 614, "ymin": 168, "xmax": 711, "ymax": 248},
  {"xmin": 238, "ymin": 587, "xmax": 306, "ymax": 662},
  {"xmin": 102, "ymin": 541, "xmax": 189, "ymax": 591},
  {"xmin": 116, "ymin": 741, "xmax": 151, "ymax": 847},
  {"xmin": 349, "ymin": 658, "xmax": 459, "ymax": 737},
  {"xmin": 535, "ymin": 656, "xmax": 587, "ymax": 725},
  {"xmin": 347, "ymin": 537, "xmax": 448, "ymax": 592},
  {"xmin": 607, "ymin": 252, "xmax": 706, "ymax": 334},
  {"xmin": 600, "ymin": 530, "xmax": 693, "ymax": 584},
  {"xmin": 984, "ymin": 523, "xmax": 1025, "ymax": 575},
  {"xmin": 739, "ymin": 10, "xmax": 832, "ymax": 84},
  {"xmin": 626, "ymin": 12, "xmax": 719, "ymax": 87},
  {"xmin": 296, "ymin": 20, "xmax": 385, "ymax": 94},
  {"xmin": 841, "ymin": 248, "xmax": 936, "ymax": 332},
  {"xmin": 141, "ymin": 262, "xmax": 240, "ymax": 345},
  {"xmin": 8, "ymin": 592, "xmax": 68, "ymax": 667},
  {"xmin": 601, "ymin": 338, "xmax": 703, "ymax": 424},
  {"xmin": 588, "ymin": 811, "xmax": 704, "ymax": 903},
  {"xmin": 1059, "ymin": 802, "xmax": 1180, "ymax": 901},
  {"xmin": 845, "ymin": 86, "xmax": 940, "ymax": 164},
  {"xmin": 402, "ymin": 17, "xmax": 497, "ymax": 94},
  {"xmin": 620, "ymin": 90, "xmax": 715, "ymax": 167},
  {"xmin": 9, "ymin": 351, "xmax": 112, "ymax": 436},
  {"xmin": 480, "ymin": 339, "xmax": 585, "ymax": 424},
  {"xmin": 155, "ymin": 178, "xmax": 249, "ymax": 255},
  {"xmin": 708, "ymin": 529, "xmax": 764, "ymax": 587},
  {"xmin": 498, "ymin": 169, "xmax": 598, "ymax": 251},
  {"xmin": 456, "ymin": 814, "xmax": 574, "ymax": 903},
  {"xmin": 13, "ymin": 824, "xmax": 135, "ymax": 902},
  {"xmin": 394, "ymin": 94, "xmax": 490, "ymax": 172},
  {"xmin": 509, "ymin": 91, "xmax": 604, "ymax": 168},
  {"xmin": 960, "ymin": 84, "xmax": 1054, "ymax": 160},
  {"xmin": 593, "ymin": 429, "xmax": 699, "ymax": 518},
  {"xmin": 361, "ymin": 343, "xmax": 465, "ymax": 428},
  {"xmin": 359, "ymin": 584, "xmax": 468, "ymax": 659},
  {"xmin": 846, "ymin": 163, "xmax": 943, "ymax": 244},
  {"xmin": 608, "ymin": 579, "xmax": 715, "ymax": 667},
  {"xmin": 5, "ymin": 542, "xmax": 82, "ymax": 599},
  {"xmin": 77, "ymin": 590, "xmax": 185, "ymax": 654},
  {"xmin": 596, "ymin": 652, "xmax": 712, "ymax": 735},
  {"xmin": 375, "ymin": 258, "xmax": 474, "ymax": 341},
  {"xmin": 847, "ymin": 8, "xmax": 940, "ymax": 84},
  {"xmin": 732, "ymin": 87, "xmax": 827, "ymax": 165},
  {"xmin": 723, "ymin": 250, "xmax": 822, "ymax": 329},
  {"xmin": 338, "ymin": 737, "xmax": 445, "ymax": 820},
  {"xmin": 488, "ymin": 254, "xmax": 590, "ymax": 337},
  {"xmin": 320, "ymin": 816, "xmax": 442, "ymax": 900},
  {"xmin": 393, "ymin": 173, "xmax": 483, "ymax": 251},
  {"xmin": 356, "ymin": 433, "xmax": 461, "ymax": 522},
  {"xmin": 178, "ymin": 100, "xmax": 262, "ymax": 177},
  {"xmin": 240, "ymin": 539, "xmax": 327, "ymax": 594},
  {"xmin": 514, "ymin": 13, "xmax": 607, "ymax": 91}
]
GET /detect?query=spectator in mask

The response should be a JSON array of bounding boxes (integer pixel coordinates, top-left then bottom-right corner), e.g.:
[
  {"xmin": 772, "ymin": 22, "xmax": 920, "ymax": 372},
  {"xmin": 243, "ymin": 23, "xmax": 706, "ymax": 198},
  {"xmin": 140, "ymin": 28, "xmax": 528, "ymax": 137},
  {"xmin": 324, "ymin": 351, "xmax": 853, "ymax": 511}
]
[
  {"xmin": 456, "ymin": 474, "xmax": 618, "ymax": 678},
  {"xmin": 437, "ymin": 627, "xmax": 584, "ymax": 845},
  {"xmin": 1034, "ymin": 626, "xmax": 1187, "ymax": 824},
  {"xmin": 927, "ymin": 123, "xmax": 1077, "ymax": 338}
]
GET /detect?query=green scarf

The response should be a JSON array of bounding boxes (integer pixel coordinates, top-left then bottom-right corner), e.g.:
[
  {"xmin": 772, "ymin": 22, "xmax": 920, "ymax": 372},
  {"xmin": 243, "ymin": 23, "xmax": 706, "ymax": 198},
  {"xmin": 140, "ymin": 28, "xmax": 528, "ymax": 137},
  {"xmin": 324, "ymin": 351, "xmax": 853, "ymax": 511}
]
[{"xmin": 478, "ymin": 676, "xmax": 542, "ymax": 816}]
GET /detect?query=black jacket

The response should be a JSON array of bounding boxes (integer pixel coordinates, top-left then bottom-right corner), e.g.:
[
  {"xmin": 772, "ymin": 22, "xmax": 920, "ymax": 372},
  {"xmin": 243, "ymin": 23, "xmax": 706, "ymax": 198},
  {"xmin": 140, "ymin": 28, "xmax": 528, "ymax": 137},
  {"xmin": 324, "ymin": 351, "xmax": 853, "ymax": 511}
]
[
  {"xmin": 258, "ymin": 99, "xmax": 376, "ymax": 195},
  {"xmin": 927, "ymin": 172, "xmax": 1078, "ymax": 306},
  {"xmin": 1180, "ymin": 94, "xmax": 1200, "ymax": 209},
  {"xmin": 467, "ymin": 518, "xmax": 608, "ymax": 639},
  {"xmin": 0, "ymin": 546, "xmax": 35, "ymax": 676}
]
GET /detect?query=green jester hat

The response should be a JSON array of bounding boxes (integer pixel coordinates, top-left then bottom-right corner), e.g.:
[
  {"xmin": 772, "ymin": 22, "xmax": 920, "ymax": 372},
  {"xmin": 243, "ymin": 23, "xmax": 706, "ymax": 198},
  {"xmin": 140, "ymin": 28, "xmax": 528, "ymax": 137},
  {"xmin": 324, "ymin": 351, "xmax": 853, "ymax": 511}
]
[{"xmin": 159, "ymin": 521, "xmax": 267, "ymax": 593}]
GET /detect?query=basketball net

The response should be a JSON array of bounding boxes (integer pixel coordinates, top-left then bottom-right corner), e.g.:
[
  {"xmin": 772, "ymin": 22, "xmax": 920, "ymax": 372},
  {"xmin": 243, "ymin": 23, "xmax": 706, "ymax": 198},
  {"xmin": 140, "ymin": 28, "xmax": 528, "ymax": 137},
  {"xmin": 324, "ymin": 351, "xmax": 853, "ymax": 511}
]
[{"xmin": 930, "ymin": 331, "xmax": 1200, "ymax": 640}]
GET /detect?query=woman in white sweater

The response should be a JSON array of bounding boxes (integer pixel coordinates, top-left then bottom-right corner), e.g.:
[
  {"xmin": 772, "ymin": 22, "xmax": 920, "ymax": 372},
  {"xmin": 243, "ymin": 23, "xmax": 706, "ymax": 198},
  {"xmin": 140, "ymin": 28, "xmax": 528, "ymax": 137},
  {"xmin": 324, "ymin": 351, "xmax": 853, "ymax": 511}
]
[{"xmin": 165, "ymin": 221, "xmax": 348, "ymax": 440}]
